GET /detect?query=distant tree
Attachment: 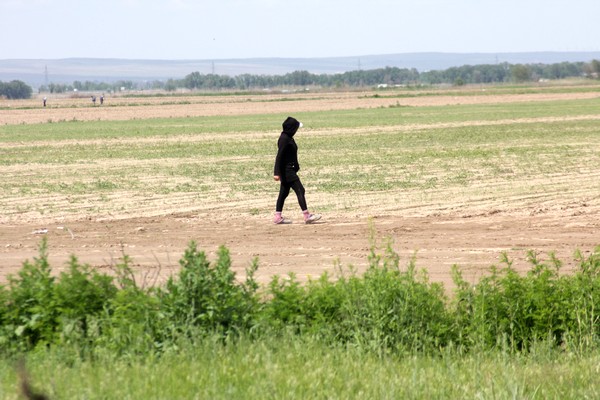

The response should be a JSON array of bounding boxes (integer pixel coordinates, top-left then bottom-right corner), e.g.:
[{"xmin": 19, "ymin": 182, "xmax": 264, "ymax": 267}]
[
  {"xmin": 420, "ymin": 70, "xmax": 444, "ymax": 84},
  {"xmin": 113, "ymin": 80, "xmax": 135, "ymax": 91},
  {"xmin": 46, "ymin": 83, "xmax": 71, "ymax": 94},
  {"xmin": 149, "ymin": 80, "xmax": 166, "ymax": 90},
  {"xmin": 235, "ymin": 74, "xmax": 256, "ymax": 89},
  {"xmin": 511, "ymin": 64, "xmax": 531, "ymax": 82},
  {"xmin": 285, "ymin": 70, "xmax": 313, "ymax": 86},
  {"xmin": 164, "ymin": 79, "xmax": 178, "ymax": 92},
  {"xmin": 591, "ymin": 59, "xmax": 600, "ymax": 78},
  {"xmin": 184, "ymin": 72, "xmax": 203, "ymax": 89},
  {"xmin": 0, "ymin": 80, "xmax": 33, "ymax": 99}
]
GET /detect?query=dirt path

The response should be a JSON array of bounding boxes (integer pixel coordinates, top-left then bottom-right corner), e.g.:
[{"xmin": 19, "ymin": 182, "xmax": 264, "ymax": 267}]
[{"xmin": 1, "ymin": 207, "xmax": 598, "ymax": 292}]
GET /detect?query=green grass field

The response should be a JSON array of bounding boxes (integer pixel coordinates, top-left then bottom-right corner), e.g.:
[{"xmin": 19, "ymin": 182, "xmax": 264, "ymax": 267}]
[{"xmin": 1, "ymin": 337, "xmax": 600, "ymax": 399}]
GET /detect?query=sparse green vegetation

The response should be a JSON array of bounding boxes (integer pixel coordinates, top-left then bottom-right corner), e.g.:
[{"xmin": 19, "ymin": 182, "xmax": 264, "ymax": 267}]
[{"xmin": 1, "ymin": 98, "xmax": 600, "ymax": 204}]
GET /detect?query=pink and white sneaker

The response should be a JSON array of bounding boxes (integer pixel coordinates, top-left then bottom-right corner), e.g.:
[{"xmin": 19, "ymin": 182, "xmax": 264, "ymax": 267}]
[
  {"xmin": 304, "ymin": 213, "xmax": 321, "ymax": 224},
  {"xmin": 273, "ymin": 214, "xmax": 286, "ymax": 224}
]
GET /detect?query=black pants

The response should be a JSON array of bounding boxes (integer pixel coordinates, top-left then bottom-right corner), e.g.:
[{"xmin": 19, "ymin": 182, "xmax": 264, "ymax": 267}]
[{"xmin": 276, "ymin": 179, "xmax": 307, "ymax": 212}]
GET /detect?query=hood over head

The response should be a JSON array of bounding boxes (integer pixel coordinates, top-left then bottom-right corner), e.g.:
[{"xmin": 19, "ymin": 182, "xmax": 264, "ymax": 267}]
[{"xmin": 282, "ymin": 116, "xmax": 302, "ymax": 136}]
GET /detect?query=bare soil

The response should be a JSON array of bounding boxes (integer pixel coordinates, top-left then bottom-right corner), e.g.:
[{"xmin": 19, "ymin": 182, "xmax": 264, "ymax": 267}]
[
  {"xmin": 2, "ymin": 89, "xmax": 599, "ymax": 125},
  {"xmin": 1, "ymin": 89, "xmax": 599, "ymax": 292}
]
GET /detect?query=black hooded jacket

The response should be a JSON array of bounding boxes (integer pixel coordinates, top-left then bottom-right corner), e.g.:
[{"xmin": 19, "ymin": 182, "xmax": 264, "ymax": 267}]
[{"xmin": 274, "ymin": 116, "xmax": 301, "ymax": 183}]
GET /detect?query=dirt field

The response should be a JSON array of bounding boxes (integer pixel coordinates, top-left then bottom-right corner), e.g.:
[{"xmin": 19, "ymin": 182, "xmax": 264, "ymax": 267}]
[
  {"xmin": 2, "ymin": 89, "xmax": 600, "ymax": 292},
  {"xmin": 3, "ymin": 89, "xmax": 600, "ymax": 125}
]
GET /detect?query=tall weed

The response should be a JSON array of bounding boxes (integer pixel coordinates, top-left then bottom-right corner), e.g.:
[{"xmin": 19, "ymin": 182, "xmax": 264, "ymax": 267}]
[
  {"xmin": 0, "ymin": 238, "xmax": 120, "ymax": 353},
  {"xmin": 158, "ymin": 242, "xmax": 259, "ymax": 337},
  {"xmin": 260, "ymin": 236, "xmax": 454, "ymax": 354},
  {"xmin": 452, "ymin": 246, "xmax": 600, "ymax": 352},
  {"xmin": 92, "ymin": 255, "xmax": 164, "ymax": 356},
  {"xmin": 1, "ymin": 239, "xmax": 56, "ymax": 351}
]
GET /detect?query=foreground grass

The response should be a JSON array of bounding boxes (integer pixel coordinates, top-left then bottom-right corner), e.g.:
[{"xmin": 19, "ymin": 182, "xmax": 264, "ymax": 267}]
[
  {"xmin": 1, "ymin": 238, "xmax": 599, "ymax": 398},
  {"xmin": 1, "ymin": 337, "xmax": 599, "ymax": 399}
]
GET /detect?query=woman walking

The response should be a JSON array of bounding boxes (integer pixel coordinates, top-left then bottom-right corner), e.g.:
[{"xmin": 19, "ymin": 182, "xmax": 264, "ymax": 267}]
[{"xmin": 273, "ymin": 116, "xmax": 321, "ymax": 224}]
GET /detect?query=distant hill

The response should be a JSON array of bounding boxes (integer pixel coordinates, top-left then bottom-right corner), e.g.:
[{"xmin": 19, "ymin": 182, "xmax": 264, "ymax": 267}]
[{"xmin": 2, "ymin": 52, "xmax": 600, "ymax": 88}]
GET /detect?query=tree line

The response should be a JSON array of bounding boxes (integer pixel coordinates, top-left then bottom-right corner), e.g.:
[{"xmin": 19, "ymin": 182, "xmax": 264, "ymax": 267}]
[
  {"xmin": 38, "ymin": 79, "xmax": 139, "ymax": 94},
  {"xmin": 176, "ymin": 59, "xmax": 600, "ymax": 90},
  {"xmin": 3, "ymin": 59, "xmax": 600, "ymax": 99},
  {"xmin": 0, "ymin": 80, "xmax": 33, "ymax": 99}
]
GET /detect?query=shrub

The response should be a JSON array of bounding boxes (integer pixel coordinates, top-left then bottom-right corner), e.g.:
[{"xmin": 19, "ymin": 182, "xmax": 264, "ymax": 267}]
[
  {"xmin": 158, "ymin": 242, "xmax": 259, "ymax": 337},
  {"xmin": 1, "ymin": 239, "xmax": 57, "ymax": 351},
  {"xmin": 332, "ymin": 247, "xmax": 453, "ymax": 354},
  {"xmin": 90, "ymin": 255, "xmax": 164, "ymax": 356},
  {"xmin": 452, "ymin": 247, "xmax": 600, "ymax": 352},
  {"xmin": 0, "ymin": 239, "xmax": 122, "ymax": 352},
  {"xmin": 564, "ymin": 247, "xmax": 600, "ymax": 350},
  {"xmin": 260, "ymin": 238, "xmax": 454, "ymax": 354},
  {"xmin": 260, "ymin": 273, "xmax": 310, "ymax": 334},
  {"xmin": 53, "ymin": 256, "xmax": 118, "ymax": 343}
]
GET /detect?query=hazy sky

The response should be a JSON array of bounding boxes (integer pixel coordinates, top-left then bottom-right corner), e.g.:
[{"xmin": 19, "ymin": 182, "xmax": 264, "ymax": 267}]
[{"xmin": 1, "ymin": 0, "xmax": 598, "ymax": 60}]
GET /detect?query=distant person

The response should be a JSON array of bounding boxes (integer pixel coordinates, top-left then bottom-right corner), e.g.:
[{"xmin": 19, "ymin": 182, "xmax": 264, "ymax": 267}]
[
  {"xmin": 100, "ymin": 95, "xmax": 104, "ymax": 105},
  {"xmin": 273, "ymin": 116, "xmax": 321, "ymax": 224},
  {"xmin": 91, "ymin": 96, "xmax": 96, "ymax": 105},
  {"xmin": 43, "ymin": 97, "xmax": 47, "ymax": 107}
]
